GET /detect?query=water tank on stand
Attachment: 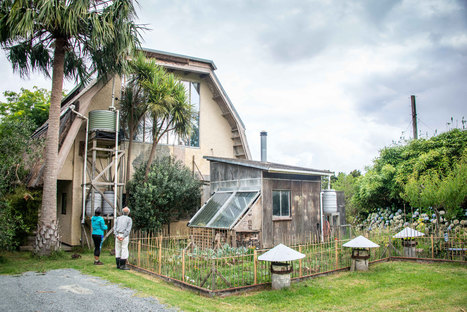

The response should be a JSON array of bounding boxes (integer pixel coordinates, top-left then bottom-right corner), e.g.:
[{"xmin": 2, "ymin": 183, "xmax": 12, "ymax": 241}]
[
  {"xmin": 102, "ymin": 190, "xmax": 115, "ymax": 216},
  {"xmin": 323, "ymin": 189, "xmax": 338, "ymax": 215},
  {"xmin": 85, "ymin": 192, "xmax": 102, "ymax": 216},
  {"xmin": 89, "ymin": 110, "xmax": 117, "ymax": 132}
]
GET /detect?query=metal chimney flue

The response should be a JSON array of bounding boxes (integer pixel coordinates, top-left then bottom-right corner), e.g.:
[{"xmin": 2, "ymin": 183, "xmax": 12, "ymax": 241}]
[{"xmin": 260, "ymin": 131, "xmax": 267, "ymax": 162}]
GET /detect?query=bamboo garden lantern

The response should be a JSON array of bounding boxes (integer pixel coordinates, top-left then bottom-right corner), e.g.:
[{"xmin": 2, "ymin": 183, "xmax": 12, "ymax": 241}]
[
  {"xmin": 343, "ymin": 236, "xmax": 380, "ymax": 271},
  {"xmin": 258, "ymin": 244, "xmax": 305, "ymax": 290},
  {"xmin": 393, "ymin": 227, "xmax": 425, "ymax": 257}
]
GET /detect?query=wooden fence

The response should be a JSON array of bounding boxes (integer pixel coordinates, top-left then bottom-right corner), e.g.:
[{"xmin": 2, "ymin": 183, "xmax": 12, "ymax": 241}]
[{"xmin": 127, "ymin": 229, "xmax": 466, "ymax": 293}]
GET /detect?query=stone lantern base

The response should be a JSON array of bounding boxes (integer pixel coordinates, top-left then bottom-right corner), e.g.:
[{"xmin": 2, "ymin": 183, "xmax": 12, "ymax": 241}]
[
  {"xmin": 350, "ymin": 249, "xmax": 370, "ymax": 271},
  {"xmin": 402, "ymin": 239, "xmax": 417, "ymax": 257},
  {"xmin": 271, "ymin": 262, "xmax": 292, "ymax": 290}
]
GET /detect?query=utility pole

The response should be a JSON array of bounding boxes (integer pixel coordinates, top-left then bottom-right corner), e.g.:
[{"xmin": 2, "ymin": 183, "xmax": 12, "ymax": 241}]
[{"xmin": 411, "ymin": 95, "xmax": 418, "ymax": 140}]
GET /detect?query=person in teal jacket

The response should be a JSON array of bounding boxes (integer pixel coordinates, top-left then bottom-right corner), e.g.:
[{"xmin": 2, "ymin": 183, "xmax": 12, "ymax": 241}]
[{"xmin": 91, "ymin": 210, "xmax": 108, "ymax": 265}]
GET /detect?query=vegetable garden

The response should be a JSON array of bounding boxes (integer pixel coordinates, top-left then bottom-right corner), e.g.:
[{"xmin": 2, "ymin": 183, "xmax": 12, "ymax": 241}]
[{"xmin": 128, "ymin": 227, "xmax": 466, "ymax": 294}]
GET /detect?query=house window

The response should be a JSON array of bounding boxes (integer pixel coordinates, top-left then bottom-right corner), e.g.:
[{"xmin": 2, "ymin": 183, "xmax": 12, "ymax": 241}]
[
  {"xmin": 272, "ymin": 190, "xmax": 290, "ymax": 218},
  {"xmin": 133, "ymin": 80, "xmax": 200, "ymax": 147},
  {"xmin": 61, "ymin": 193, "xmax": 67, "ymax": 215}
]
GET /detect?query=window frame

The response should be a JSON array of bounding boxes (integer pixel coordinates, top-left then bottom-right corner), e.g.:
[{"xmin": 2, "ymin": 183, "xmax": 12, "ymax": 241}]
[{"xmin": 272, "ymin": 190, "xmax": 291, "ymax": 220}]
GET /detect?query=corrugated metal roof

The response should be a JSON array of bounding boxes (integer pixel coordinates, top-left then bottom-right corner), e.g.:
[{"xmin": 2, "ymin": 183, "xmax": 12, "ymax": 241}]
[
  {"xmin": 342, "ymin": 236, "xmax": 380, "ymax": 248},
  {"xmin": 204, "ymin": 156, "xmax": 334, "ymax": 176},
  {"xmin": 393, "ymin": 227, "xmax": 425, "ymax": 238},
  {"xmin": 258, "ymin": 244, "xmax": 305, "ymax": 262}
]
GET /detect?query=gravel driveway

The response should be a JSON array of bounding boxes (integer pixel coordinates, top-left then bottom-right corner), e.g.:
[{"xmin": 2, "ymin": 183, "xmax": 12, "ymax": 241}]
[{"xmin": 0, "ymin": 269, "xmax": 177, "ymax": 312}]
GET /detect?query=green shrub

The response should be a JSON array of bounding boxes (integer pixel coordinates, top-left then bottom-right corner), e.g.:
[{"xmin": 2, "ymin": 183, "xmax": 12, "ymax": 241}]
[{"xmin": 127, "ymin": 156, "xmax": 201, "ymax": 231}]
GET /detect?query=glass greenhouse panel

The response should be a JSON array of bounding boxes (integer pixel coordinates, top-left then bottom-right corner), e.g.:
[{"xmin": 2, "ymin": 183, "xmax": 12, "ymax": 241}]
[
  {"xmin": 209, "ymin": 192, "xmax": 259, "ymax": 229},
  {"xmin": 189, "ymin": 192, "xmax": 232, "ymax": 227}
]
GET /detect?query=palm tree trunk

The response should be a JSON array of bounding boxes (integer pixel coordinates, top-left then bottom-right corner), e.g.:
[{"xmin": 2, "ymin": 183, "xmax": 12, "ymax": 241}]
[
  {"xmin": 144, "ymin": 140, "xmax": 158, "ymax": 181},
  {"xmin": 34, "ymin": 37, "xmax": 66, "ymax": 256}
]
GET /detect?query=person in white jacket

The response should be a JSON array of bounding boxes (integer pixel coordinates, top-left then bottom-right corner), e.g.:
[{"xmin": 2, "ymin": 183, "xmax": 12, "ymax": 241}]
[{"xmin": 114, "ymin": 207, "xmax": 132, "ymax": 270}]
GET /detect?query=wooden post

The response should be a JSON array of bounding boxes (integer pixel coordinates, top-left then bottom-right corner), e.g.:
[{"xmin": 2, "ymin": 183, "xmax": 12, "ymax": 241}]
[
  {"xmin": 253, "ymin": 250, "xmax": 257, "ymax": 284},
  {"xmin": 335, "ymin": 237, "xmax": 338, "ymax": 269},
  {"xmin": 182, "ymin": 249, "xmax": 186, "ymax": 282},
  {"xmin": 431, "ymin": 234, "xmax": 434, "ymax": 259},
  {"xmin": 137, "ymin": 240, "xmax": 141, "ymax": 267},
  {"xmin": 299, "ymin": 245, "xmax": 303, "ymax": 277},
  {"xmin": 158, "ymin": 235, "xmax": 162, "ymax": 275}
]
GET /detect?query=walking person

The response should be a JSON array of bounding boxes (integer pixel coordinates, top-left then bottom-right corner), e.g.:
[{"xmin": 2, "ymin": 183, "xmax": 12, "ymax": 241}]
[
  {"xmin": 91, "ymin": 210, "xmax": 107, "ymax": 265},
  {"xmin": 115, "ymin": 207, "xmax": 132, "ymax": 270}
]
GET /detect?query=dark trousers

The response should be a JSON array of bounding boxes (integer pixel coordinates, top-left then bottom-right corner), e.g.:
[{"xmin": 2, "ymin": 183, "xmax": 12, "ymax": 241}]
[{"xmin": 92, "ymin": 234, "xmax": 103, "ymax": 257}]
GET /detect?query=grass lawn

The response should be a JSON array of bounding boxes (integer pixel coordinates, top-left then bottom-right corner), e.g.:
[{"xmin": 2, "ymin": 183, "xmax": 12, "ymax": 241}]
[{"xmin": 1, "ymin": 250, "xmax": 466, "ymax": 312}]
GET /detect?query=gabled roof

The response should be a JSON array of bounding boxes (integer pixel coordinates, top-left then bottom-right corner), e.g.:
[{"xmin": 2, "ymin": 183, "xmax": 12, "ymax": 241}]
[
  {"xmin": 204, "ymin": 156, "xmax": 334, "ymax": 176},
  {"xmin": 28, "ymin": 49, "xmax": 252, "ymax": 186},
  {"xmin": 143, "ymin": 48, "xmax": 250, "ymax": 159}
]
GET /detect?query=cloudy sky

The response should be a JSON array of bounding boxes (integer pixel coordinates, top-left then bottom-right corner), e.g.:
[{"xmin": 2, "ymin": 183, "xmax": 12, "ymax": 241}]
[{"xmin": 1, "ymin": 0, "xmax": 466, "ymax": 173}]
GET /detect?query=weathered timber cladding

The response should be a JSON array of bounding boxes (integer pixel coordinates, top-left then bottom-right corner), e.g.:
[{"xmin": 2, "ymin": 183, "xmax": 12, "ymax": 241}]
[
  {"xmin": 262, "ymin": 178, "xmax": 320, "ymax": 248},
  {"xmin": 210, "ymin": 161, "xmax": 261, "ymax": 183}
]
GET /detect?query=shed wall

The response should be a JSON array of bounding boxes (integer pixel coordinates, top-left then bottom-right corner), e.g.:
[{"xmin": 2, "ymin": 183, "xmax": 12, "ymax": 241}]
[{"xmin": 261, "ymin": 178, "xmax": 321, "ymax": 248}]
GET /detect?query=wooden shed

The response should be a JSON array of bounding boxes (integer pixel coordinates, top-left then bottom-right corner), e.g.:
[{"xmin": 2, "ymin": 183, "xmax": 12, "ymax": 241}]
[{"xmin": 188, "ymin": 156, "xmax": 335, "ymax": 249}]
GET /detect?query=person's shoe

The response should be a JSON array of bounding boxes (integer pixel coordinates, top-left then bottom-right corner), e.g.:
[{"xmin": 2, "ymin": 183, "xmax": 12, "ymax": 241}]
[
  {"xmin": 116, "ymin": 257, "xmax": 121, "ymax": 269},
  {"xmin": 94, "ymin": 260, "xmax": 104, "ymax": 265},
  {"xmin": 119, "ymin": 259, "xmax": 130, "ymax": 270}
]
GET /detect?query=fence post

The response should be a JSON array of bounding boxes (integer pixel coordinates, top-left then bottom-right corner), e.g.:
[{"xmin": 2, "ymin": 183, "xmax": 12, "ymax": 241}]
[
  {"xmin": 182, "ymin": 249, "xmax": 185, "ymax": 282},
  {"xmin": 431, "ymin": 234, "xmax": 434, "ymax": 259},
  {"xmin": 211, "ymin": 259, "xmax": 216, "ymax": 291},
  {"xmin": 137, "ymin": 240, "xmax": 141, "ymax": 267},
  {"xmin": 253, "ymin": 249, "xmax": 257, "ymax": 284},
  {"xmin": 335, "ymin": 237, "xmax": 338, "ymax": 269},
  {"xmin": 158, "ymin": 235, "xmax": 162, "ymax": 275},
  {"xmin": 299, "ymin": 245, "xmax": 303, "ymax": 277}
]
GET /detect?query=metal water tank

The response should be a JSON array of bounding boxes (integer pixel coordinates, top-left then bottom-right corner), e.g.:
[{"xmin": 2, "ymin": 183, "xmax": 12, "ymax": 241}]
[
  {"xmin": 323, "ymin": 189, "xmax": 338, "ymax": 214},
  {"xmin": 89, "ymin": 110, "xmax": 116, "ymax": 132},
  {"xmin": 85, "ymin": 192, "xmax": 102, "ymax": 216},
  {"xmin": 102, "ymin": 190, "xmax": 114, "ymax": 216}
]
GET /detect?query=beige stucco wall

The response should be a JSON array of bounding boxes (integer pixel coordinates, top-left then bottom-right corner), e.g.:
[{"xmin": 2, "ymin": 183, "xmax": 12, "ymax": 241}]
[
  {"xmin": 59, "ymin": 72, "xmax": 239, "ymax": 245},
  {"xmin": 123, "ymin": 73, "xmax": 235, "ymax": 180}
]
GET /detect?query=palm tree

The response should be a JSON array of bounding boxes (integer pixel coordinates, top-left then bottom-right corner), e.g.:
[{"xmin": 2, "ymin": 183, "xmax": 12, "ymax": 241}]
[
  {"xmin": 143, "ymin": 70, "xmax": 194, "ymax": 180},
  {"xmin": 119, "ymin": 54, "xmax": 157, "ymax": 184},
  {"xmin": 0, "ymin": 0, "xmax": 142, "ymax": 255}
]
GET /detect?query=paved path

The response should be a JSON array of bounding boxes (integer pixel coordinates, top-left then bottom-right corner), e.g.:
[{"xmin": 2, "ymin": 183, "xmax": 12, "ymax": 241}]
[{"xmin": 0, "ymin": 269, "xmax": 177, "ymax": 312}]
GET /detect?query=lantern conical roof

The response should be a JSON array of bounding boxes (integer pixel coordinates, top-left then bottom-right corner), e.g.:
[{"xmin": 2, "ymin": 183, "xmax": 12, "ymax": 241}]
[
  {"xmin": 343, "ymin": 236, "xmax": 380, "ymax": 248},
  {"xmin": 393, "ymin": 227, "xmax": 425, "ymax": 239},
  {"xmin": 258, "ymin": 244, "xmax": 305, "ymax": 262}
]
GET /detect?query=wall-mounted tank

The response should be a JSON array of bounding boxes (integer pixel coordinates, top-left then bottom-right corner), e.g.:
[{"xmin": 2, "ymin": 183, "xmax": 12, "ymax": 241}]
[
  {"xmin": 322, "ymin": 189, "xmax": 338, "ymax": 214},
  {"xmin": 85, "ymin": 192, "xmax": 102, "ymax": 216},
  {"xmin": 89, "ymin": 110, "xmax": 116, "ymax": 132}
]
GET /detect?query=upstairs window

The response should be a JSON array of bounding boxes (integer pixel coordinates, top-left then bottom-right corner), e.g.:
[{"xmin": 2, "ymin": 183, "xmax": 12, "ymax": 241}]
[
  {"xmin": 273, "ymin": 190, "xmax": 290, "ymax": 218},
  {"xmin": 132, "ymin": 80, "xmax": 200, "ymax": 147}
]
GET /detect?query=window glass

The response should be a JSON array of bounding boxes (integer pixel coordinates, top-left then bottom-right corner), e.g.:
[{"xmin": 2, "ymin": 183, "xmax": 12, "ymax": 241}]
[
  {"xmin": 131, "ymin": 80, "xmax": 200, "ymax": 147},
  {"xmin": 272, "ymin": 191, "xmax": 281, "ymax": 216},
  {"xmin": 189, "ymin": 192, "xmax": 232, "ymax": 227},
  {"xmin": 273, "ymin": 190, "xmax": 290, "ymax": 217},
  {"xmin": 209, "ymin": 192, "xmax": 258, "ymax": 228}
]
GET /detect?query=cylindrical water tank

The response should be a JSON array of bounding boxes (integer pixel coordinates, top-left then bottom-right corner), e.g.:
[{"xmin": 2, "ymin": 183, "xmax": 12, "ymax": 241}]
[
  {"xmin": 102, "ymin": 190, "xmax": 114, "ymax": 216},
  {"xmin": 85, "ymin": 192, "xmax": 102, "ymax": 216},
  {"xmin": 323, "ymin": 189, "xmax": 338, "ymax": 214},
  {"xmin": 89, "ymin": 110, "xmax": 117, "ymax": 132}
]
